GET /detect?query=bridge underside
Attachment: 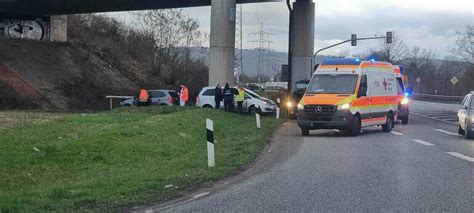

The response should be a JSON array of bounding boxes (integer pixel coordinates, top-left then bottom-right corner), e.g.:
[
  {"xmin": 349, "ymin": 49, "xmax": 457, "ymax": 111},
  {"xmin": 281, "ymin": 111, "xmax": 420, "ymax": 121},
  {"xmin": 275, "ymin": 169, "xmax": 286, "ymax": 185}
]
[{"xmin": 0, "ymin": 0, "xmax": 277, "ymax": 18}]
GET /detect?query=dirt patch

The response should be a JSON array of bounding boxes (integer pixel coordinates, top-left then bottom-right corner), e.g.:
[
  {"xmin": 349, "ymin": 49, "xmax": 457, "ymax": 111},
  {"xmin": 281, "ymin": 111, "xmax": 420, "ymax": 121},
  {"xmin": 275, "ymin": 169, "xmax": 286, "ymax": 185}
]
[{"xmin": 0, "ymin": 39, "xmax": 139, "ymax": 110}]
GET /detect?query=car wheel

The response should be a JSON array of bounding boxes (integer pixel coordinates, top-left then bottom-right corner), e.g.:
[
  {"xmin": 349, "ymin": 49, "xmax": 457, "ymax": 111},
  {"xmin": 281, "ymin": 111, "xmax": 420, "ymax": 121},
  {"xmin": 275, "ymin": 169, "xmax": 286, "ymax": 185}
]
[
  {"xmin": 458, "ymin": 124, "xmax": 465, "ymax": 135},
  {"xmin": 348, "ymin": 115, "xmax": 361, "ymax": 137},
  {"xmin": 248, "ymin": 106, "xmax": 260, "ymax": 115},
  {"xmin": 382, "ymin": 113, "xmax": 394, "ymax": 132},
  {"xmin": 301, "ymin": 128, "xmax": 310, "ymax": 136},
  {"xmin": 465, "ymin": 120, "xmax": 473, "ymax": 139},
  {"xmin": 401, "ymin": 115, "xmax": 409, "ymax": 125},
  {"xmin": 203, "ymin": 105, "xmax": 213, "ymax": 109}
]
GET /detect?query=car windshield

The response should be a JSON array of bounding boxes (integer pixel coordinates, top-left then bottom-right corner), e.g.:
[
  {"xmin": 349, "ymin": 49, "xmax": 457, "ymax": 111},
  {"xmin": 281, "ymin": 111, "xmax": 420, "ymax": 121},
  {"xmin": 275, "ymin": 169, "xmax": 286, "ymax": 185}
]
[
  {"xmin": 306, "ymin": 74, "xmax": 358, "ymax": 94},
  {"xmin": 396, "ymin": 77, "xmax": 405, "ymax": 94},
  {"xmin": 245, "ymin": 90, "xmax": 262, "ymax": 100},
  {"xmin": 295, "ymin": 82, "xmax": 309, "ymax": 90},
  {"xmin": 470, "ymin": 98, "xmax": 474, "ymax": 109}
]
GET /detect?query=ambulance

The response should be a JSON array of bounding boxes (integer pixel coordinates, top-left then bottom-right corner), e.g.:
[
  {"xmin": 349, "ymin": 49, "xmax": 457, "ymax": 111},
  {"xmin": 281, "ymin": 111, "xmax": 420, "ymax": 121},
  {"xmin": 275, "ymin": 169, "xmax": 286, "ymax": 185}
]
[
  {"xmin": 393, "ymin": 65, "xmax": 410, "ymax": 124},
  {"xmin": 297, "ymin": 58, "xmax": 399, "ymax": 136}
]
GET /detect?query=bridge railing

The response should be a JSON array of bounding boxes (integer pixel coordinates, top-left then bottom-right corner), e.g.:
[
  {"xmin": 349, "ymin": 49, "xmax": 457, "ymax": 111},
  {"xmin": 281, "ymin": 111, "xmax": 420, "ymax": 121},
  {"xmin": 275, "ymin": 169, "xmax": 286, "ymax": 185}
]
[{"xmin": 411, "ymin": 93, "xmax": 464, "ymax": 103}]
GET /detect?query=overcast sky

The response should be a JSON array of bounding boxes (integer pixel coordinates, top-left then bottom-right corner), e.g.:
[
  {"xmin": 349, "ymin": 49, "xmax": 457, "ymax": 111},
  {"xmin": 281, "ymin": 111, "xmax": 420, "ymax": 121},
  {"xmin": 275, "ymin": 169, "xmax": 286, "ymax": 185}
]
[
  {"xmin": 108, "ymin": 0, "xmax": 472, "ymax": 58},
  {"xmin": 174, "ymin": 0, "xmax": 472, "ymax": 58}
]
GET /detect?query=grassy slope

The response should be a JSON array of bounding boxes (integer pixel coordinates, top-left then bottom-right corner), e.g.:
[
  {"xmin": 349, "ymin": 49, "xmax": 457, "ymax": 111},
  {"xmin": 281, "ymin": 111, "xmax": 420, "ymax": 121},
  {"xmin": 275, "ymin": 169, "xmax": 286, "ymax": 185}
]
[{"xmin": 0, "ymin": 107, "xmax": 280, "ymax": 212}]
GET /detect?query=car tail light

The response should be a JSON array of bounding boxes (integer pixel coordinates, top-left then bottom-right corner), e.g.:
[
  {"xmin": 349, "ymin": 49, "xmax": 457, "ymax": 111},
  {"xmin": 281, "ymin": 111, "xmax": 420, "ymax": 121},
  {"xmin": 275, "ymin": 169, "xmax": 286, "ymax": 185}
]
[
  {"xmin": 196, "ymin": 96, "xmax": 200, "ymax": 104},
  {"xmin": 168, "ymin": 96, "xmax": 173, "ymax": 104}
]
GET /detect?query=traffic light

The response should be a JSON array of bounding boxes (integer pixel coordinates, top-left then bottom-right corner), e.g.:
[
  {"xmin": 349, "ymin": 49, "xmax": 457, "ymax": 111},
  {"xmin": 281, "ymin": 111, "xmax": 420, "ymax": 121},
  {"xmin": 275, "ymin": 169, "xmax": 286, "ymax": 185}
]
[
  {"xmin": 351, "ymin": 34, "xmax": 357, "ymax": 46},
  {"xmin": 386, "ymin": 31, "xmax": 393, "ymax": 44}
]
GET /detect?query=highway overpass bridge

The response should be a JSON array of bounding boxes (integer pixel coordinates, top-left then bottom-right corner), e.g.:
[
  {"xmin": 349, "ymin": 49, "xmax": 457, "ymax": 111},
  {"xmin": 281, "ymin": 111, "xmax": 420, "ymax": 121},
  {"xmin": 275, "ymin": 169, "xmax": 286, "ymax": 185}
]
[{"xmin": 0, "ymin": 0, "xmax": 314, "ymax": 89}]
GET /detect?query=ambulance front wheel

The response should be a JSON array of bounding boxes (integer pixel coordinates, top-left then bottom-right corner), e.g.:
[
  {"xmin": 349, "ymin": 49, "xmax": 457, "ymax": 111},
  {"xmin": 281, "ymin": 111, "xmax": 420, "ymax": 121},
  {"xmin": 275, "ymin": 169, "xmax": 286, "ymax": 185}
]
[
  {"xmin": 400, "ymin": 115, "xmax": 409, "ymax": 124},
  {"xmin": 348, "ymin": 115, "xmax": 361, "ymax": 137},
  {"xmin": 301, "ymin": 128, "xmax": 310, "ymax": 136}
]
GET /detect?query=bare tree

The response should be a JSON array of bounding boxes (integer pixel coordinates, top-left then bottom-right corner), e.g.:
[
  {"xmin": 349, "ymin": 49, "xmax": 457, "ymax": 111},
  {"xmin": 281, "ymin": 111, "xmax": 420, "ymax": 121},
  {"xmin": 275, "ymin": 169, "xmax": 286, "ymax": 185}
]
[
  {"xmin": 404, "ymin": 46, "xmax": 437, "ymax": 93},
  {"xmin": 451, "ymin": 25, "xmax": 473, "ymax": 66},
  {"xmin": 130, "ymin": 10, "xmax": 206, "ymax": 83},
  {"xmin": 369, "ymin": 32, "xmax": 408, "ymax": 63}
]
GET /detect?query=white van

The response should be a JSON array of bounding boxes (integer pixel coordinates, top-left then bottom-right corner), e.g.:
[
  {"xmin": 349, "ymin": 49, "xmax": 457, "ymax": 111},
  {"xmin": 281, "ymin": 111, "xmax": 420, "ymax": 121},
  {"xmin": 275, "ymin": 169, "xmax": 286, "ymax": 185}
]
[{"xmin": 195, "ymin": 86, "xmax": 277, "ymax": 115}]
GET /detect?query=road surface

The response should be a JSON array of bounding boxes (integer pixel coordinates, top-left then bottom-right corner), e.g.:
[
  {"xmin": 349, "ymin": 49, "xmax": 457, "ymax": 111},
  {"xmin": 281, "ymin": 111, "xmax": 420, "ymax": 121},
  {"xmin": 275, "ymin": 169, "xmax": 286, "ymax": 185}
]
[{"xmin": 148, "ymin": 100, "xmax": 474, "ymax": 212}]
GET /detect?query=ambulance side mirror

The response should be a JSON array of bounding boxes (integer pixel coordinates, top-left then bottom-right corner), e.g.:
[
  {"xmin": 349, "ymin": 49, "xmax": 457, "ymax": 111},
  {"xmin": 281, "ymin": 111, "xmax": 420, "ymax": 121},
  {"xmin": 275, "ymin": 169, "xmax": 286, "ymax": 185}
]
[{"xmin": 358, "ymin": 87, "xmax": 367, "ymax": 98}]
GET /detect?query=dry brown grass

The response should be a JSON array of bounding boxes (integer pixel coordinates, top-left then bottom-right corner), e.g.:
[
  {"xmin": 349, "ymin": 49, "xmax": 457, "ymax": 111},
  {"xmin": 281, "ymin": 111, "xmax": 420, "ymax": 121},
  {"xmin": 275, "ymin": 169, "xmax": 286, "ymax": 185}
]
[{"xmin": 0, "ymin": 111, "xmax": 68, "ymax": 129}]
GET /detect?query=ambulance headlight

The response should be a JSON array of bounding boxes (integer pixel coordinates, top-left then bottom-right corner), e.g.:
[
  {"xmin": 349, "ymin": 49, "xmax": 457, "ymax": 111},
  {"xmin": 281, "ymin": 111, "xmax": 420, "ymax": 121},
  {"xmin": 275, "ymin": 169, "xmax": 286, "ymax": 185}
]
[
  {"xmin": 471, "ymin": 116, "xmax": 474, "ymax": 123},
  {"xmin": 297, "ymin": 103, "xmax": 304, "ymax": 110},
  {"xmin": 401, "ymin": 98, "xmax": 409, "ymax": 105},
  {"xmin": 340, "ymin": 103, "xmax": 351, "ymax": 110},
  {"xmin": 286, "ymin": 101, "xmax": 293, "ymax": 108}
]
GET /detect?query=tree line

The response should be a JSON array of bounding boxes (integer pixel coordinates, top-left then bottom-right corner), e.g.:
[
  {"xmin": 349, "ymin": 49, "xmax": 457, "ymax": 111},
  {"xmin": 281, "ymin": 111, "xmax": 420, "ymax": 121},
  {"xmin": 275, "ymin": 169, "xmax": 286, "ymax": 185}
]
[
  {"xmin": 68, "ymin": 9, "xmax": 209, "ymax": 100},
  {"xmin": 367, "ymin": 25, "xmax": 473, "ymax": 96}
]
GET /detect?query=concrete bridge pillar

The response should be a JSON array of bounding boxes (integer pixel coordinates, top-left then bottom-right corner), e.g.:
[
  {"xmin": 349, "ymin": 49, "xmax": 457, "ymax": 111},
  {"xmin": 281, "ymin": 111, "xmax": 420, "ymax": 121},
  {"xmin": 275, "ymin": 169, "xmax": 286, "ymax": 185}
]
[
  {"xmin": 291, "ymin": 0, "xmax": 315, "ymax": 91},
  {"xmin": 209, "ymin": 0, "xmax": 236, "ymax": 86},
  {"xmin": 49, "ymin": 15, "xmax": 68, "ymax": 42}
]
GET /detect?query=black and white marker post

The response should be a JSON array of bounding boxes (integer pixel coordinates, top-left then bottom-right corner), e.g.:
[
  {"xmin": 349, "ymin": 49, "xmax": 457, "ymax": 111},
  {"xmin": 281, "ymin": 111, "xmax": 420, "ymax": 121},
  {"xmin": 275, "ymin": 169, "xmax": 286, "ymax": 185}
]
[
  {"xmin": 276, "ymin": 98, "xmax": 280, "ymax": 119},
  {"xmin": 256, "ymin": 112, "xmax": 261, "ymax": 129},
  {"xmin": 206, "ymin": 119, "xmax": 215, "ymax": 168}
]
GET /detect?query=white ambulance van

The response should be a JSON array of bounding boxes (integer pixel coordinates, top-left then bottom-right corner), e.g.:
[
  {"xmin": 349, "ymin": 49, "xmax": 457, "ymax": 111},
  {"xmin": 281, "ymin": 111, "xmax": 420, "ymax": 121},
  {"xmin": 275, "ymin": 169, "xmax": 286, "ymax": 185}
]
[{"xmin": 297, "ymin": 58, "xmax": 399, "ymax": 136}]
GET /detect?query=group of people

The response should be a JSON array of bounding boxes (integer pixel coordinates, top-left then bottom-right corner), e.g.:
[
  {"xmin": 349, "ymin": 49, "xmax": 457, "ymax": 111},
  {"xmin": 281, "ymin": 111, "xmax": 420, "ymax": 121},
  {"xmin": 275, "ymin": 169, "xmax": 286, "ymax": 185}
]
[
  {"xmin": 137, "ymin": 83, "xmax": 189, "ymax": 107},
  {"xmin": 214, "ymin": 83, "xmax": 246, "ymax": 113}
]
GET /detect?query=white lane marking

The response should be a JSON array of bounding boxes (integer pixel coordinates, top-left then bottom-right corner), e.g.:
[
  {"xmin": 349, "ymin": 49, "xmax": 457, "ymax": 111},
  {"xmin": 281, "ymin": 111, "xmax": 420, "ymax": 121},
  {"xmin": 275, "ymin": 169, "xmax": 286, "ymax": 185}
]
[
  {"xmin": 152, "ymin": 191, "xmax": 210, "ymax": 211},
  {"xmin": 411, "ymin": 112, "xmax": 457, "ymax": 125},
  {"xmin": 391, "ymin": 131, "xmax": 404, "ymax": 136},
  {"xmin": 434, "ymin": 129, "xmax": 460, "ymax": 136},
  {"xmin": 411, "ymin": 139, "xmax": 434, "ymax": 146},
  {"xmin": 192, "ymin": 192, "xmax": 210, "ymax": 199},
  {"xmin": 447, "ymin": 152, "xmax": 474, "ymax": 162}
]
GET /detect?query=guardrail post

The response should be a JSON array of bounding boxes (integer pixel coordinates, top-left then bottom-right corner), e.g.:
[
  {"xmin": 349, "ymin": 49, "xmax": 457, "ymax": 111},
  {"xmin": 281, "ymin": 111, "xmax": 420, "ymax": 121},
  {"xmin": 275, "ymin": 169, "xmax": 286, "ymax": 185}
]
[{"xmin": 109, "ymin": 98, "xmax": 113, "ymax": 111}]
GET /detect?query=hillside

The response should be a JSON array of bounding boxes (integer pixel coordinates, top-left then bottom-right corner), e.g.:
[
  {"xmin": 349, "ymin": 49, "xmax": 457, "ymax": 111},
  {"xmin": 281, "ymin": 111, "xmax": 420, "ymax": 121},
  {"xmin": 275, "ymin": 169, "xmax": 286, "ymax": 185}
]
[{"xmin": 0, "ymin": 39, "xmax": 145, "ymax": 111}]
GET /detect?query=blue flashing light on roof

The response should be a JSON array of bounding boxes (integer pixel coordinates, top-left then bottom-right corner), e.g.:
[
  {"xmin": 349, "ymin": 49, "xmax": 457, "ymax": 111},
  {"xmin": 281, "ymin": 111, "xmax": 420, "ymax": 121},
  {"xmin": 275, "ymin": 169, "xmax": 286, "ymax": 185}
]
[
  {"xmin": 366, "ymin": 53, "xmax": 379, "ymax": 62},
  {"xmin": 321, "ymin": 58, "xmax": 363, "ymax": 65}
]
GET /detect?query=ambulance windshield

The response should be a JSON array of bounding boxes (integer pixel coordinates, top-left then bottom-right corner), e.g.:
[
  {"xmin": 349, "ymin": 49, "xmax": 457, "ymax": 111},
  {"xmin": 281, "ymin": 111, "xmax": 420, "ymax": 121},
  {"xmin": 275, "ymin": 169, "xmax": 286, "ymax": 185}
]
[{"xmin": 306, "ymin": 74, "xmax": 358, "ymax": 94}]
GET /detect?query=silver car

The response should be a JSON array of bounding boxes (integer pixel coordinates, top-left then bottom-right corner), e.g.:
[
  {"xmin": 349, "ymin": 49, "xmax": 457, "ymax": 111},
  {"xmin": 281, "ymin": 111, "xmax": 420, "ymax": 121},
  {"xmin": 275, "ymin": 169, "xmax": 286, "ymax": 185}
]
[
  {"xmin": 120, "ymin": 90, "xmax": 179, "ymax": 107},
  {"xmin": 458, "ymin": 91, "xmax": 474, "ymax": 139}
]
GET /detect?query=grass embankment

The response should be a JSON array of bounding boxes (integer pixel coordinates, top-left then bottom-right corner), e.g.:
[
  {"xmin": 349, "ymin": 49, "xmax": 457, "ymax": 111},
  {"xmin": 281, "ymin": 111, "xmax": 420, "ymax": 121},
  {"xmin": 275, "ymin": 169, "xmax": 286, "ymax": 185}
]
[
  {"xmin": 0, "ymin": 107, "xmax": 281, "ymax": 212},
  {"xmin": 0, "ymin": 111, "xmax": 68, "ymax": 129}
]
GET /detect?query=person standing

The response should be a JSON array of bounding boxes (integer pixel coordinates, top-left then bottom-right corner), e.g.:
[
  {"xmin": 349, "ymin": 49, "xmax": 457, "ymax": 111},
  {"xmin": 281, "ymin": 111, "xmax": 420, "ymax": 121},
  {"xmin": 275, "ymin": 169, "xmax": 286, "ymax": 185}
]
[
  {"xmin": 179, "ymin": 83, "xmax": 189, "ymax": 107},
  {"xmin": 138, "ymin": 87, "xmax": 150, "ymax": 107},
  {"xmin": 223, "ymin": 83, "xmax": 234, "ymax": 112},
  {"xmin": 214, "ymin": 83, "xmax": 223, "ymax": 109},
  {"xmin": 235, "ymin": 85, "xmax": 245, "ymax": 113}
]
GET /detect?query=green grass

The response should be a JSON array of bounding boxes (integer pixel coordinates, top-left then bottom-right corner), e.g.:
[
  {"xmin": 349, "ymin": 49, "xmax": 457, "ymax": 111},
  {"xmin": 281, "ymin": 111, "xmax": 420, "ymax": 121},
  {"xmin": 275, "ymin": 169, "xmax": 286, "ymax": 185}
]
[{"xmin": 0, "ymin": 107, "xmax": 281, "ymax": 212}]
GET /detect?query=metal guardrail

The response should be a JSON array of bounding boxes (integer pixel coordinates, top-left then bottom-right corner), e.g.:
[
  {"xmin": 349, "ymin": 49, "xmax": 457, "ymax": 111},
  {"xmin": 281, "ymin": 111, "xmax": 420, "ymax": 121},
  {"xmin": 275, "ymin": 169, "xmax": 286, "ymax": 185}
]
[
  {"xmin": 106, "ymin": 95, "xmax": 134, "ymax": 110},
  {"xmin": 412, "ymin": 93, "xmax": 464, "ymax": 103}
]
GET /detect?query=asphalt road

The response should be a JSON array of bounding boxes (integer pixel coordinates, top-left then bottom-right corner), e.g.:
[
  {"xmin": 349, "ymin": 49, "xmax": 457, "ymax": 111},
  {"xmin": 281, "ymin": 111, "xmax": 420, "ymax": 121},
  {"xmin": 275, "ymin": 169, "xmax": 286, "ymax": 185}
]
[
  {"xmin": 151, "ymin": 101, "xmax": 474, "ymax": 212},
  {"xmin": 410, "ymin": 100, "xmax": 460, "ymax": 124}
]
